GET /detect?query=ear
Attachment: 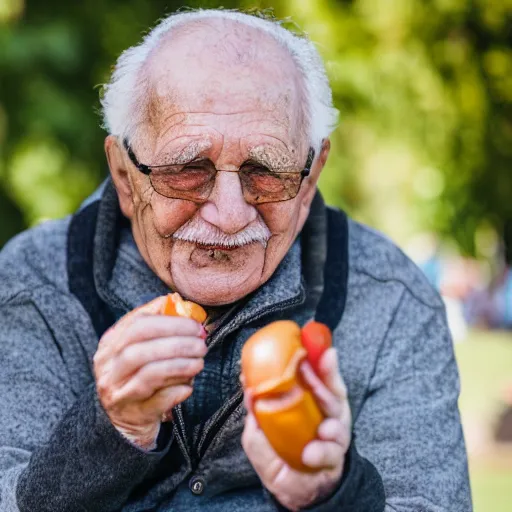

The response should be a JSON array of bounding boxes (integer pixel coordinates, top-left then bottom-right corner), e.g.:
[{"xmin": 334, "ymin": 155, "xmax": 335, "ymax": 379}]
[
  {"xmin": 104, "ymin": 135, "xmax": 134, "ymax": 219},
  {"xmin": 301, "ymin": 138, "xmax": 331, "ymax": 206}
]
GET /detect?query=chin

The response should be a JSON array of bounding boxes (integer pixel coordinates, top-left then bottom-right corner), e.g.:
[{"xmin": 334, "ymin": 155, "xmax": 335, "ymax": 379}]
[
  {"xmin": 174, "ymin": 269, "xmax": 264, "ymax": 306},
  {"xmin": 168, "ymin": 242, "xmax": 267, "ymax": 306}
]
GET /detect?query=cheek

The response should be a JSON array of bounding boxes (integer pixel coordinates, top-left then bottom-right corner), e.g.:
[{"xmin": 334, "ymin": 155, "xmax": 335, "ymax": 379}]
[
  {"xmin": 257, "ymin": 200, "xmax": 302, "ymax": 277},
  {"xmin": 257, "ymin": 200, "xmax": 301, "ymax": 238},
  {"xmin": 131, "ymin": 195, "xmax": 199, "ymax": 276},
  {"xmin": 141, "ymin": 196, "xmax": 198, "ymax": 237}
]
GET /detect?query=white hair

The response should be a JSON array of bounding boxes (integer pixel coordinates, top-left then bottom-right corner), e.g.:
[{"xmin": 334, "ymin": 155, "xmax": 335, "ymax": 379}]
[{"xmin": 100, "ymin": 9, "xmax": 339, "ymax": 153}]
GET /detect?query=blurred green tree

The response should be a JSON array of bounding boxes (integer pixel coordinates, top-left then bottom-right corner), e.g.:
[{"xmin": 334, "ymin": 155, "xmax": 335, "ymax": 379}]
[{"xmin": 0, "ymin": 0, "xmax": 511, "ymax": 256}]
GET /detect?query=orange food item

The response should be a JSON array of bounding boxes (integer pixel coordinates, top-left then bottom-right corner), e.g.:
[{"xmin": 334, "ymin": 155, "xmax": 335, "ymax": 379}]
[
  {"xmin": 161, "ymin": 293, "xmax": 207, "ymax": 323},
  {"xmin": 131, "ymin": 293, "xmax": 207, "ymax": 323},
  {"xmin": 241, "ymin": 320, "xmax": 328, "ymax": 472}
]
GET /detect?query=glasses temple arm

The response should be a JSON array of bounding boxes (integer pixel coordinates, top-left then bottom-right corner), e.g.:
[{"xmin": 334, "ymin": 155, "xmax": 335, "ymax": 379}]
[
  {"xmin": 301, "ymin": 147, "xmax": 316, "ymax": 178},
  {"xmin": 123, "ymin": 138, "xmax": 152, "ymax": 175}
]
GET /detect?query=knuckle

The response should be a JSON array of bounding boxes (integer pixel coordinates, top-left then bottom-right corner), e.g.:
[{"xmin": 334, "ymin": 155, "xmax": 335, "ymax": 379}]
[
  {"xmin": 171, "ymin": 358, "xmax": 203, "ymax": 377},
  {"xmin": 181, "ymin": 361, "xmax": 203, "ymax": 379},
  {"xmin": 100, "ymin": 388, "xmax": 115, "ymax": 409},
  {"xmin": 175, "ymin": 385, "xmax": 193, "ymax": 402},
  {"xmin": 174, "ymin": 339, "xmax": 197, "ymax": 357},
  {"xmin": 126, "ymin": 321, "xmax": 144, "ymax": 343},
  {"xmin": 100, "ymin": 326, "xmax": 116, "ymax": 344},
  {"xmin": 96, "ymin": 376, "xmax": 109, "ymax": 396},
  {"xmin": 121, "ymin": 346, "xmax": 141, "ymax": 368},
  {"xmin": 136, "ymin": 365, "xmax": 155, "ymax": 387},
  {"xmin": 92, "ymin": 350, "xmax": 105, "ymax": 370},
  {"xmin": 197, "ymin": 341, "xmax": 208, "ymax": 357},
  {"xmin": 162, "ymin": 388, "xmax": 186, "ymax": 410},
  {"xmin": 182, "ymin": 340, "xmax": 207, "ymax": 358},
  {"xmin": 129, "ymin": 379, "xmax": 150, "ymax": 400},
  {"xmin": 188, "ymin": 357, "xmax": 204, "ymax": 373},
  {"xmin": 166, "ymin": 316, "xmax": 200, "ymax": 336},
  {"xmin": 168, "ymin": 340, "xmax": 187, "ymax": 358},
  {"xmin": 138, "ymin": 381, "xmax": 153, "ymax": 399},
  {"xmin": 336, "ymin": 378, "xmax": 348, "ymax": 398}
]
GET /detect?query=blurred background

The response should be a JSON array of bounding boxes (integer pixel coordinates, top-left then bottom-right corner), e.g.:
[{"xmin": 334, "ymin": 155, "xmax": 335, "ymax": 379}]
[{"xmin": 0, "ymin": 0, "xmax": 511, "ymax": 509}]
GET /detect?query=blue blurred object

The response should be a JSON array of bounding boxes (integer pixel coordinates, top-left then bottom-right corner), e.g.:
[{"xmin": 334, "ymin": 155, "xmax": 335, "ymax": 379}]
[
  {"xmin": 419, "ymin": 256, "xmax": 442, "ymax": 290},
  {"xmin": 496, "ymin": 268, "xmax": 512, "ymax": 329}
]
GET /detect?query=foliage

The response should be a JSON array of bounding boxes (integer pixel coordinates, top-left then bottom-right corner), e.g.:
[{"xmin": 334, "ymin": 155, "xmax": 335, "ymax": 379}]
[{"xmin": 0, "ymin": 0, "xmax": 511, "ymax": 255}]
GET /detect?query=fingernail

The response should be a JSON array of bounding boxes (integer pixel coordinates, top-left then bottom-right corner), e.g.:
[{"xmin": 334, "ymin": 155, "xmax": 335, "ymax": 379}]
[{"xmin": 199, "ymin": 325, "xmax": 207, "ymax": 339}]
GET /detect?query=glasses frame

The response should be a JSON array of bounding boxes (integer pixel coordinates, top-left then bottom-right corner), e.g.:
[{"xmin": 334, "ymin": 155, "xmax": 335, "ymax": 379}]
[{"xmin": 122, "ymin": 138, "xmax": 315, "ymax": 204}]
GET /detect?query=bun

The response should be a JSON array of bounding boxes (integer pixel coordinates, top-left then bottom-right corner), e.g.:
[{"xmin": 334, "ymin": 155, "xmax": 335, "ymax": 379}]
[{"xmin": 241, "ymin": 320, "xmax": 324, "ymax": 472}]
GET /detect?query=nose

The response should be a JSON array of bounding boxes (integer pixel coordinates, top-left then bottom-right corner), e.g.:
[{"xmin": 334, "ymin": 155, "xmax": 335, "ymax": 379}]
[{"xmin": 199, "ymin": 171, "xmax": 257, "ymax": 234}]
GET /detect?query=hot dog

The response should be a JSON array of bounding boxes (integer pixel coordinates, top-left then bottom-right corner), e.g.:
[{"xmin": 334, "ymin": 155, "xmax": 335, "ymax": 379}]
[{"xmin": 241, "ymin": 320, "xmax": 332, "ymax": 471}]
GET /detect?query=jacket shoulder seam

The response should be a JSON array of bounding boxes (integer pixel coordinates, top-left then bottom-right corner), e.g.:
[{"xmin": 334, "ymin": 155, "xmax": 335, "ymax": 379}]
[
  {"xmin": 351, "ymin": 267, "xmax": 444, "ymax": 310},
  {"xmin": 0, "ymin": 284, "xmax": 72, "ymax": 308}
]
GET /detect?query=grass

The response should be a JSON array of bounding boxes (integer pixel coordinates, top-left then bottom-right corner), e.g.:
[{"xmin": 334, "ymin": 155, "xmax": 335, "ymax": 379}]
[
  {"xmin": 470, "ymin": 466, "xmax": 512, "ymax": 512},
  {"xmin": 454, "ymin": 330, "xmax": 512, "ymax": 512}
]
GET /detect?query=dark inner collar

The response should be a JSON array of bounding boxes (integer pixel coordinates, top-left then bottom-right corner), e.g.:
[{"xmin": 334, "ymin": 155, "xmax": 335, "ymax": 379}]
[{"xmin": 91, "ymin": 179, "xmax": 325, "ymax": 320}]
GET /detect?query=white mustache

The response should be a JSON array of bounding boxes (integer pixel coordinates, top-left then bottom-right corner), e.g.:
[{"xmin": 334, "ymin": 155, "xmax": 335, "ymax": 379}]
[{"xmin": 171, "ymin": 216, "xmax": 272, "ymax": 248}]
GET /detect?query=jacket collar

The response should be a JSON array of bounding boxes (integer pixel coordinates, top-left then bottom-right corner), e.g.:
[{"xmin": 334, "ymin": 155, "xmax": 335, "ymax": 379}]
[{"xmin": 91, "ymin": 179, "xmax": 327, "ymax": 324}]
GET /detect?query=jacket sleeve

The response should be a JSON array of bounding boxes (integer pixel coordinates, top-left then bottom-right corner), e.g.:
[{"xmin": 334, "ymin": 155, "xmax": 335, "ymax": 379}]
[
  {"xmin": 0, "ymin": 301, "xmax": 172, "ymax": 512},
  {"xmin": 353, "ymin": 289, "xmax": 472, "ymax": 511}
]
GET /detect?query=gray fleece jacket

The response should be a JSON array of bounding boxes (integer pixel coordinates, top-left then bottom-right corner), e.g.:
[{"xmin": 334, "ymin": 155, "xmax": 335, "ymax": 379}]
[{"xmin": 0, "ymin": 180, "xmax": 471, "ymax": 511}]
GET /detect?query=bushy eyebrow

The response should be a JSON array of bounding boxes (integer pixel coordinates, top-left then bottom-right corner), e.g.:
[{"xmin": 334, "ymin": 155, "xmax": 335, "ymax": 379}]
[
  {"xmin": 152, "ymin": 140, "xmax": 301, "ymax": 171},
  {"xmin": 154, "ymin": 139, "xmax": 213, "ymax": 165},
  {"xmin": 248, "ymin": 145, "xmax": 300, "ymax": 170}
]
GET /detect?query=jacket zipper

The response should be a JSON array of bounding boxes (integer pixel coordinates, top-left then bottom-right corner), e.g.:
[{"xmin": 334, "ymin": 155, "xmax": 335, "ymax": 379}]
[
  {"xmin": 196, "ymin": 291, "xmax": 306, "ymax": 460},
  {"xmin": 174, "ymin": 407, "xmax": 192, "ymax": 467}
]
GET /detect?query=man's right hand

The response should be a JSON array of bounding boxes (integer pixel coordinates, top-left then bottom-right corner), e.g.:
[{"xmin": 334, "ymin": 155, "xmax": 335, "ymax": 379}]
[{"xmin": 93, "ymin": 309, "xmax": 207, "ymax": 450}]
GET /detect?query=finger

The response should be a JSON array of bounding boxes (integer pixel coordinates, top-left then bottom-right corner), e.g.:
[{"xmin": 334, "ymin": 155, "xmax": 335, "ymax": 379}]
[
  {"xmin": 317, "ymin": 348, "xmax": 347, "ymax": 400},
  {"xmin": 243, "ymin": 388, "xmax": 254, "ymax": 413},
  {"xmin": 97, "ymin": 297, "xmax": 168, "ymax": 355},
  {"xmin": 111, "ymin": 357, "xmax": 204, "ymax": 402},
  {"xmin": 107, "ymin": 336, "xmax": 207, "ymax": 384},
  {"xmin": 300, "ymin": 360, "xmax": 342, "ymax": 418},
  {"xmin": 317, "ymin": 418, "xmax": 350, "ymax": 449},
  {"xmin": 108, "ymin": 315, "xmax": 204, "ymax": 356},
  {"xmin": 317, "ymin": 418, "xmax": 345, "ymax": 445},
  {"xmin": 144, "ymin": 384, "xmax": 193, "ymax": 416},
  {"xmin": 302, "ymin": 440, "xmax": 344, "ymax": 470}
]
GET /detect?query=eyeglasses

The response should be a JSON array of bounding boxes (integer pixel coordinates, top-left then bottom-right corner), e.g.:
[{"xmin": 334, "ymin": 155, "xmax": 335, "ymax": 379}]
[{"xmin": 123, "ymin": 139, "xmax": 315, "ymax": 205}]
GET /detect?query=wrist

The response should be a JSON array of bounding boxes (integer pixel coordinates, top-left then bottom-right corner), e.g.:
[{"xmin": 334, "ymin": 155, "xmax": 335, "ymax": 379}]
[{"xmin": 114, "ymin": 422, "xmax": 161, "ymax": 451}]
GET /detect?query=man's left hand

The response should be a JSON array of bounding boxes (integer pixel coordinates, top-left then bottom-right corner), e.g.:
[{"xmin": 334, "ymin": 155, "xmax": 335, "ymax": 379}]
[{"xmin": 242, "ymin": 348, "xmax": 352, "ymax": 511}]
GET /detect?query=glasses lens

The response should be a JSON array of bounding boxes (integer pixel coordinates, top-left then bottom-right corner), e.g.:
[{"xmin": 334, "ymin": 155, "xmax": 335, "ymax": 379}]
[
  {"xmin": 150, "ymin": 166, "xmax": 216, "ymax": 200},
  {"xmin": 240, "ymin": 169, "xmax": 302, "ymax": 204}
]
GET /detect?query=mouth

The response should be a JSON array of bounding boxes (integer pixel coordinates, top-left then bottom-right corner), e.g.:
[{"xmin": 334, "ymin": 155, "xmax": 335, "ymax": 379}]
[{"xmin": 194, "ymin": 243, "xmax": 241, "ymax": 252}]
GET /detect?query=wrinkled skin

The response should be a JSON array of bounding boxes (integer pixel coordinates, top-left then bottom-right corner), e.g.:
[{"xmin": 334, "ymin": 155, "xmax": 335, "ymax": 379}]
[
  {"xmin": 105, "ymin": 19, "xmax": 330, "ymax": 306},
  {"xmin": 98, "ymin": 17, "xmax": 350, "ymax": 509},
  {"xmin": 94, "ymin": 306, "xmax": 207, "ymax": 449}
]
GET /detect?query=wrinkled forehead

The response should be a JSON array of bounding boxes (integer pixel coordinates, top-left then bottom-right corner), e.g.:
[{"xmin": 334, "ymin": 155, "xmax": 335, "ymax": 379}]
[{"xmin": 140, "ymin": 18, "xmax": 307, "ymax": 148}]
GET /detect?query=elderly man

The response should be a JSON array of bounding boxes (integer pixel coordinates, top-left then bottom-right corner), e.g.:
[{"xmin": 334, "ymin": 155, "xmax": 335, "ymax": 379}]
[{"xmin": 0, "ymin": 9, "xmax": 471, "ymax": 512}]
